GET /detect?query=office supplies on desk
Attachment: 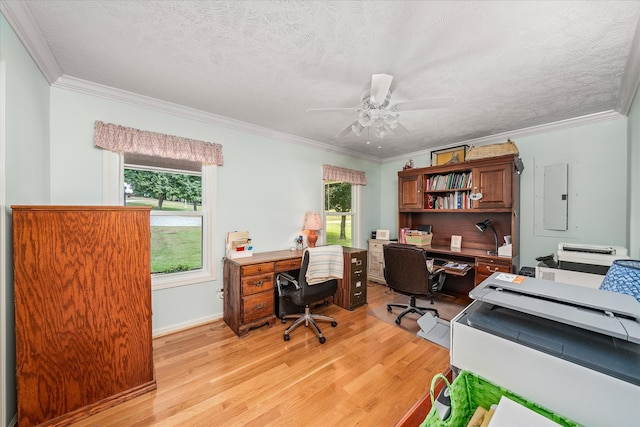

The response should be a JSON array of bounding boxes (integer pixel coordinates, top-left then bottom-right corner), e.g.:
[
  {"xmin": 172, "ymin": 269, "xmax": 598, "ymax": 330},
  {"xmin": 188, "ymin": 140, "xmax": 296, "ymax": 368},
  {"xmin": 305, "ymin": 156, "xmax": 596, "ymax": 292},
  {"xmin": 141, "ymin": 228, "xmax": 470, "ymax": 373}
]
[{"xmin": 226, "ymin": 230, "xmax": 252, "ymax": 258}]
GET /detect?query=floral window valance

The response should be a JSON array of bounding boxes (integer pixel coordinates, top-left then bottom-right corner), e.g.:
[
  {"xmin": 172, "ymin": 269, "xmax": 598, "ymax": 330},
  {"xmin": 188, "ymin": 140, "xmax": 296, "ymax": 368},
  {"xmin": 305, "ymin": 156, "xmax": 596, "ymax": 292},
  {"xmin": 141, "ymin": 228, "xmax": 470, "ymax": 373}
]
[
  {"xmin": 323, "ymin": 165, "xmax": 366, "ymax": 185},
  {"xmin": 94, "ymin": 121, "xmax": 224, "ymax": 166}
]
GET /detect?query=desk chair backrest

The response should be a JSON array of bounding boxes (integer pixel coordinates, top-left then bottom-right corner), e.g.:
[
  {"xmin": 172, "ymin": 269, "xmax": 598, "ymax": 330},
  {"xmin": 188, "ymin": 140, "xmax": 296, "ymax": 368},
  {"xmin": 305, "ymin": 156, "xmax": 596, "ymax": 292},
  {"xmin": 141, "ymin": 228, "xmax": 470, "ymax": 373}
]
[
  {"xmin": 287, "ymin": 250, "xmax": 339, "ymax": 307},
  {"xmin": 383, "ymin": 243, "xmax": 445, "ymax": 296}
]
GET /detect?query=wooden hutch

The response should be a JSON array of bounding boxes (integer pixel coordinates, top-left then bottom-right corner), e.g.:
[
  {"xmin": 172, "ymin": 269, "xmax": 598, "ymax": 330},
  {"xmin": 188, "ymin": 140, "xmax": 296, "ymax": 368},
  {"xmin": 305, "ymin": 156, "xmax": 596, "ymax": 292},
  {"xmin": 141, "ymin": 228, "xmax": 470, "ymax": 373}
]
[{"xmin": 397, "ymin": 154, "xmax": 521, "ymax": 295}]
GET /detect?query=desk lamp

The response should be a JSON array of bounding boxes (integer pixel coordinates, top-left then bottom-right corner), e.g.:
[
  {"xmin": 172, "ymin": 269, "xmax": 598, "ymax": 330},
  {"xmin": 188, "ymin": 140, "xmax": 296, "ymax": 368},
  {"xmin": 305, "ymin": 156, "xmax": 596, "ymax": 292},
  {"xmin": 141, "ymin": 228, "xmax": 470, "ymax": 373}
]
[
  {"xmin": 475, "ymin": 219, "xmax": 498, "ymax": 255},
  {"xmin": 303, "ymin": 211, "xmax": 323, "ymax": 248}
]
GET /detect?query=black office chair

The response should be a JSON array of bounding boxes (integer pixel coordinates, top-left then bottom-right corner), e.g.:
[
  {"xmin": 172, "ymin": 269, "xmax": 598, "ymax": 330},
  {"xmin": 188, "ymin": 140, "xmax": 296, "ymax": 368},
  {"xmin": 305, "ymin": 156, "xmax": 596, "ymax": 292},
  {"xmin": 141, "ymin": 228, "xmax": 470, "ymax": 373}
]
[
  {"xmin": 276, "ymin": 249, "xmax": 341, "ymax": 344},
  {"xmin": 383, "ymin": 243, "xmax": 446, "ymax": 325}
]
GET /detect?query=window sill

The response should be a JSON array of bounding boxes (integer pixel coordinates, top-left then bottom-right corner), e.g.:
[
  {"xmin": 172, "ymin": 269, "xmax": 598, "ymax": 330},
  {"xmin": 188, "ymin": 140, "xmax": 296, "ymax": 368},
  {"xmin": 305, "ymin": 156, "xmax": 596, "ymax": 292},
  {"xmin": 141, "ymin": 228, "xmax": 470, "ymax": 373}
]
[{"xmin": 152, "ymin": 269, "xmax": 216, "ymax": 290}]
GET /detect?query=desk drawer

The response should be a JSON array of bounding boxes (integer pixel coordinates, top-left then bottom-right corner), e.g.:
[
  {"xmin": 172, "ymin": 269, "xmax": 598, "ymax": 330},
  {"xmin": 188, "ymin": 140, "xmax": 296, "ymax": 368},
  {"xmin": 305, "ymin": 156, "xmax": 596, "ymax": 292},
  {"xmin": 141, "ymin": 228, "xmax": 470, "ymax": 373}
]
[
  {"xmin": 242, "ymin": 273, "xmax": 274, "ymax": 296},
  {"xmin": 242, "ymin": 292, "xmax": 274, "ymax": 323},
  {"xmin": 275, "ymin": 258, "xmax": 301, "ymax": 272},
  {"xmin": 241, "ymin": 262, "xmax": 274, "ymax": 276},
  {"xmin": 475, "ymin": 257, "xmax": 511, "ymax": 285}
]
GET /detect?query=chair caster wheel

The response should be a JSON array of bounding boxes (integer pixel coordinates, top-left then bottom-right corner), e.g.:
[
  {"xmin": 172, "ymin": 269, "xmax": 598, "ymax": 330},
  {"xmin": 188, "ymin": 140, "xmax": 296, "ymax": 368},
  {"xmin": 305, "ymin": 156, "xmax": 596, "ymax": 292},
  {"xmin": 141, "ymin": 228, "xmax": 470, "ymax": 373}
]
[
  {"xmin": 319, "ymin": 336, "xmax": 326, "ymax": 344},
  {"xmin": 284, "ymin": 334, "xmax": 290, "ymax": 341},
  {"xmin": 331, "ymin": 321, "xmax": 337, "ymax": 327},
  {"xmin": 395, "ymin": 318, "xmax": 401, "ymax": 325},
  {"xmin": 281, "ymin": 318, "xmax": 287, "ymax": 324},
  {"xmin": 387, "ymin": 306, "xmax": 392, "ymax": 312}
]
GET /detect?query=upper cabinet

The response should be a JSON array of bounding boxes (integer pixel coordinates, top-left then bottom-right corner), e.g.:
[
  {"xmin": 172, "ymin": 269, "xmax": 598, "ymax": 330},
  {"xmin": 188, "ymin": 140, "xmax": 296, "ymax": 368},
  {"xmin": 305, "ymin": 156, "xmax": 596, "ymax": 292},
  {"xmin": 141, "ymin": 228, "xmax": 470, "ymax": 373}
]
[
  {"xmin": 399, "ymin": 154, "xmax": 519, "ymax": 213},
  {"xmin": 398, "ymin": 173, "xmax": 423, "ymax": 209}
]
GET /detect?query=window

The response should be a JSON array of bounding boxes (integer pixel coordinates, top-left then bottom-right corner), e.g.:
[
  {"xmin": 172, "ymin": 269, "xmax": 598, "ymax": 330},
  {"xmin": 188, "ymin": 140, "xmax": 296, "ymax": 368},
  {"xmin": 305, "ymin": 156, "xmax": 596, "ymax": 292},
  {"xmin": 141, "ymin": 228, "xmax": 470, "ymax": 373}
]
[
  {"xmin": 323, "ymin": 180, "xmax": 359, "ymax": 247},
  {"xmin": 96, "ymin": 121, "xmax": 222, "ymax": 290},
  {"xmin": 103, "ymin": 151, "xmax": 216, "ymax": 290},
  {"xmin": 124, "ymin": 160, "xmax": 203, "ymax": 271}
]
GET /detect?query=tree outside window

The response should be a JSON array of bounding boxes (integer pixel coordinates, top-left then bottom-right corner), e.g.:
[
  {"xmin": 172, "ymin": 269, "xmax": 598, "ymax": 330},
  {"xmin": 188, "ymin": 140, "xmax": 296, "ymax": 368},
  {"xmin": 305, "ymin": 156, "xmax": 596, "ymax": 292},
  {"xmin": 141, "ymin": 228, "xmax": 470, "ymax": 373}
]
[{"xmin": 324, "ymin": 181, "xmax": 353, "ymax": 246}]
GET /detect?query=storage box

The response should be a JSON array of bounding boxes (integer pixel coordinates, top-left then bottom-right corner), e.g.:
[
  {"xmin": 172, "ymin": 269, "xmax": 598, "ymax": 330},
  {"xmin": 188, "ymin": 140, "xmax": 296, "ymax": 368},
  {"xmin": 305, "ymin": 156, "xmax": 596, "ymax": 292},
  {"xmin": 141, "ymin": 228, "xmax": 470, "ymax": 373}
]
[
  {"xmin": 405, "ymin": 233, "xmax": 432, "ymax": 246},
  {"xmin": 422, "ymin": 371, "xmax": 578, "ymax": 427}
]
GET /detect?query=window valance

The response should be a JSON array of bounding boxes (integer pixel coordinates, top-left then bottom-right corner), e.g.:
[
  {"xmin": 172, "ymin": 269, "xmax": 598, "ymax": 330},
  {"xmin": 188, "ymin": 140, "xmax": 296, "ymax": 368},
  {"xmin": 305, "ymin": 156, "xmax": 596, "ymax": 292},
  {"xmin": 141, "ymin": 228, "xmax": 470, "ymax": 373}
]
[
  {"xmin": 323, "ymin": 165, "xmax": 367, "ymax": 185},
  {"xmin": 94, "ymin": 121, "xmax": 224, "ymax": 166}
]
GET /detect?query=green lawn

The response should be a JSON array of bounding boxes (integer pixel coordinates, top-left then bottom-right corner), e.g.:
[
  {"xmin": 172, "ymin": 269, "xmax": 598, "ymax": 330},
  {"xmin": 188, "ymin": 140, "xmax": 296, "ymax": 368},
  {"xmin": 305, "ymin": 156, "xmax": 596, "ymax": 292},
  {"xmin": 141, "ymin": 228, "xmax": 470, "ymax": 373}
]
[
  {"xmin": 127, "ymin": 197, "xmax": 202, "ymax": 273},
  {"xmin": 325, "ymin": 215, "xmax": 352, "ymax": 246}
]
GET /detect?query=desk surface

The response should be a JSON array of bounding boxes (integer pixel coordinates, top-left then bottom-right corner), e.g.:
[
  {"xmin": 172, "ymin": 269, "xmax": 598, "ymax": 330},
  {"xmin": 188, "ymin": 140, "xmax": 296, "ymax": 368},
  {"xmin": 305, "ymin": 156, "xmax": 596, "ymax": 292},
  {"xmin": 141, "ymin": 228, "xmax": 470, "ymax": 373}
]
[
  {"xmin": 226, "ymin": 249, "xmax": 304, "ymax": 266},
  {"xmin": 226, "ymin": 247, "xmax": 366, "ymax": 267},
  {"xmin": 417, "ymin": 244, "xmax": 512, "ymax": 261}
]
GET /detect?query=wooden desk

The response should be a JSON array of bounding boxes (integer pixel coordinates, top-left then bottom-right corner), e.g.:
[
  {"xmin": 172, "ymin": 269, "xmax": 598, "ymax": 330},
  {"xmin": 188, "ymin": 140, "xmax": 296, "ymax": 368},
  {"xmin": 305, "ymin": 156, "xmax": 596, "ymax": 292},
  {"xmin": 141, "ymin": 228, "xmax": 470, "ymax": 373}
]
[
  {"xmin": 223, "ymin": 247, "xmax": 367, "ymax": 337},
  {"xmin": 416, "ymin": 244, "xmax": 515, "ymax": 294}
]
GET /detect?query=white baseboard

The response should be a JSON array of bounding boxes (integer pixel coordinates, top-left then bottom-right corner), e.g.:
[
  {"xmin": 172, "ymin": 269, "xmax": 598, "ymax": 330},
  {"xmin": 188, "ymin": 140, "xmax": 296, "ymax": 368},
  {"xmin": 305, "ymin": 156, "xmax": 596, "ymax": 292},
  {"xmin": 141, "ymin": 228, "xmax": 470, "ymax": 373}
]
[{"xmin": 152, "ymin": 313, "xmax": 223, "ymax": 338}]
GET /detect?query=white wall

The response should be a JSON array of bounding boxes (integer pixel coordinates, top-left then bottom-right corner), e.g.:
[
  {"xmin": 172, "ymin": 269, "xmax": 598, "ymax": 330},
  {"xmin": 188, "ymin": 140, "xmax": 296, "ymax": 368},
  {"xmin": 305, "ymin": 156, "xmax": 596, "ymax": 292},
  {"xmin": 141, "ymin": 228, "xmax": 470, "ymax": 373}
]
[
  {"xmin": 1, "ymin": 13, "xmax": 51, "ymax": 427},
  {"xmin": 380, "ymin": 116, "xmax": 631, "ymax": 269},
  {"xmin": 627, "ymin": 86, "xmax": 640, "ymax": 259},
  {"xmin": 48, "ymin": 87, "xmax": 381, "ymax": 335}
]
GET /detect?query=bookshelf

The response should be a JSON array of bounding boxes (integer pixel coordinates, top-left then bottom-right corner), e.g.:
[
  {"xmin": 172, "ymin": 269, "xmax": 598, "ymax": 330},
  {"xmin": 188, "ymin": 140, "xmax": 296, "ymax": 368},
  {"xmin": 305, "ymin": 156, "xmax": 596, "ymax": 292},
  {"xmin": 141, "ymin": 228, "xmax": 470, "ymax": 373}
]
[{"xmin": 397, "ymin": 154, "xmax": 521, "ymax": 290}]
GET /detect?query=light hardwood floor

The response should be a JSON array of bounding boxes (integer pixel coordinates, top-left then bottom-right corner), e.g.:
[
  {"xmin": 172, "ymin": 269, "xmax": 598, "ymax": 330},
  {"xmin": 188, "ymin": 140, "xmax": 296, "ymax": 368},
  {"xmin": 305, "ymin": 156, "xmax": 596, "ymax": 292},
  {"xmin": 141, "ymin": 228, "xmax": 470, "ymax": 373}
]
[{"xmin": 70, "ymin": 283, "xmax": 458, "ymax": 427}]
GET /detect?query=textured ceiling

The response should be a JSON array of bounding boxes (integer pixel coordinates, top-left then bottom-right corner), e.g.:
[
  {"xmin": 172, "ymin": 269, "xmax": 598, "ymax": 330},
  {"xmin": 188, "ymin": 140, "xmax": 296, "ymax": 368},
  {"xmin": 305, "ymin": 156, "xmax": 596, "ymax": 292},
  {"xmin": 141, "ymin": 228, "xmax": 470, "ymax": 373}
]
[{"xmin": 5, "ymin": 1, "xmax": 640, "ymax": 160}]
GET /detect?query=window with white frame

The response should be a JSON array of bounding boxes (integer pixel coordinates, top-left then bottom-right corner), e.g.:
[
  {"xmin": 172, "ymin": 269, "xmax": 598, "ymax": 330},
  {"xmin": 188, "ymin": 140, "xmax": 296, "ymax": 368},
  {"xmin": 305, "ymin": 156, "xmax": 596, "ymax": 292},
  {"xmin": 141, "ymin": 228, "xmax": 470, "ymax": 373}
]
[
  {"xmin": 95, "ymin": 121, "xmax": 222, "ymax": 290},
  {"xmin": 322, "ymin": 165, "xmax": 366, "ymax": 247}
]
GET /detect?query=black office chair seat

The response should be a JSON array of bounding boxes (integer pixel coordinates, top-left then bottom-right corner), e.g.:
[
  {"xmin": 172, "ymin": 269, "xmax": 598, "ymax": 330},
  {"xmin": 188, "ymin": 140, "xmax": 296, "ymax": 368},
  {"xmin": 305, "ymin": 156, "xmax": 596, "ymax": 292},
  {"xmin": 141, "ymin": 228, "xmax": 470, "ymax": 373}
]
[{"xmin": 276, "ymin": 249, "xmax": 341, "ymax": 344}]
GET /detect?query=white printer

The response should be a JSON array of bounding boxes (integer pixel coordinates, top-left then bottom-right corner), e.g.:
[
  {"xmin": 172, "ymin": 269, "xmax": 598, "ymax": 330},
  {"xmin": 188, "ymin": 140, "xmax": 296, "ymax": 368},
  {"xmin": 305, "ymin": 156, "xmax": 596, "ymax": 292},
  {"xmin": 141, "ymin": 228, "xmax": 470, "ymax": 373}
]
[
  {"xmin": 536, "ymin": 243, "xmax": 630, "ymax": 288},
  {"xmin": 451, "ymin": 273, "xmax": 640, "ymax": 427}
]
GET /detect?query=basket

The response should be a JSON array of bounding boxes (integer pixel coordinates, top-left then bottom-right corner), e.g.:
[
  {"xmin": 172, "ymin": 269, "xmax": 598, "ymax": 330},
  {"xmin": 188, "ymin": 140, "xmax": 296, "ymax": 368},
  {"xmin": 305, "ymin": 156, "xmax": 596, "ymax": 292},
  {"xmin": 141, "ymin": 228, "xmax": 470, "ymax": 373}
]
[
  {"xmin": 421, "ymin": 371, "xmax": 580, "ymax": 427},
  {"xmin": 465, "ymin": 139, "xmax": 519, "ymax": 161}
]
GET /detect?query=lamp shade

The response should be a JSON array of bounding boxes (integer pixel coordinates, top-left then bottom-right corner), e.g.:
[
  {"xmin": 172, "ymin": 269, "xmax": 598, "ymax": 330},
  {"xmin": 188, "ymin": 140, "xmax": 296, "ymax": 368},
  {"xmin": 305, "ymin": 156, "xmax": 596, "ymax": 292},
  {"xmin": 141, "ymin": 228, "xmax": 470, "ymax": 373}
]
[
  {"xmin": 600, "ymin": 259, "xmax": 640, "ymax": 303},
  {"xmin": 303, "ymin": 211, "xmax": 323, "ymax": 231}
]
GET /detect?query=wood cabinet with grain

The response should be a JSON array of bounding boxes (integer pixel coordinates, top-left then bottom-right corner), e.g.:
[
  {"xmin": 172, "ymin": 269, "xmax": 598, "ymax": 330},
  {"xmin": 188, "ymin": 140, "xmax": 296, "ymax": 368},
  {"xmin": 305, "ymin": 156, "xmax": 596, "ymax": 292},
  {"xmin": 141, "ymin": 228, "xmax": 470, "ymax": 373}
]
[{"xmin": 12, "ymin": 205, "xmax": 156, "ymax": 427}]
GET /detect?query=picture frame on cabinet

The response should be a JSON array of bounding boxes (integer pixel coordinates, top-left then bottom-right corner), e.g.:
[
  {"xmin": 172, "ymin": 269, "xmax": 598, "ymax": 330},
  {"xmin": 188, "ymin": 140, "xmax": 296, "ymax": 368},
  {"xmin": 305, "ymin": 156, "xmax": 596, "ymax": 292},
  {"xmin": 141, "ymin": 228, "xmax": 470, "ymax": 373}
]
[
  {"xmin": 376, "ymin": 229, "xmax": 390, "ymax": 240},
  {"xmin": 431, "ymin": 145, "xmax": 469, "ymax": 166}
]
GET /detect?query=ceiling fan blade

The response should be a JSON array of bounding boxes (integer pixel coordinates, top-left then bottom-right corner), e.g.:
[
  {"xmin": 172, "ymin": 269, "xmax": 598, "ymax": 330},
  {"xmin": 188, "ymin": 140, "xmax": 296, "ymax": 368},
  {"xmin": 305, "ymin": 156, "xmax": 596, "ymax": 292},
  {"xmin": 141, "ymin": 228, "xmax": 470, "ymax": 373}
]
[
  {"xmin": 306, "ymin": 107, "xmax": 359, "ymax": 113},
  {"xmin": 393, "ymin": 97, "xmax": 456, "ymax": 112},
  {"xmin": 336, "ymin": 121, "xmax": 360, "ymax": 138},
  {"xmin": 392, "ymin": 123, "xmax": 410, "ymax": 135},
  {"xmin": 370, "ymin": 74, "xmax": 393, "ymax": 105}
]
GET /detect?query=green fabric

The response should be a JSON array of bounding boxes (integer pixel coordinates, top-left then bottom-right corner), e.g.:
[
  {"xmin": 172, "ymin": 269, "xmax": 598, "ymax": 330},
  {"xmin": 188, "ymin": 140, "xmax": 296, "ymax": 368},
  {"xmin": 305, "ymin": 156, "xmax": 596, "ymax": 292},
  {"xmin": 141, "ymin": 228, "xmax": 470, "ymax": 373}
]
[{"xmin": 421, "ymin": 371, "xmax": 581, "ymax": 427}]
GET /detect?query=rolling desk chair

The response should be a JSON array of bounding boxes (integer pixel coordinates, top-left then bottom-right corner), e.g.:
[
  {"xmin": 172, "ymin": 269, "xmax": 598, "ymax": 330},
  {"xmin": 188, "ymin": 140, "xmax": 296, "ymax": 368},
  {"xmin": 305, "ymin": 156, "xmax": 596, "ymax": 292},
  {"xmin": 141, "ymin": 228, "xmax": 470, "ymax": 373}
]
[
  {"xmin": 383, "ymin": 243, "xmax": 446, "ymax": 325},
  {"xmin": 276, "ymin": 246, "xmax": 343, "ymax": 344}
]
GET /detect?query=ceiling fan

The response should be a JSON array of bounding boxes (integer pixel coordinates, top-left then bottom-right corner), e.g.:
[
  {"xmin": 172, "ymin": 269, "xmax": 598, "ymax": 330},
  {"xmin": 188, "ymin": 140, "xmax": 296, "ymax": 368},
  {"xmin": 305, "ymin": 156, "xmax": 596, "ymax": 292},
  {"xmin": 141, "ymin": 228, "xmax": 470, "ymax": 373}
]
[{"xmin": 306, "ymin": 73, "xmax": 455, "ymax": 139}]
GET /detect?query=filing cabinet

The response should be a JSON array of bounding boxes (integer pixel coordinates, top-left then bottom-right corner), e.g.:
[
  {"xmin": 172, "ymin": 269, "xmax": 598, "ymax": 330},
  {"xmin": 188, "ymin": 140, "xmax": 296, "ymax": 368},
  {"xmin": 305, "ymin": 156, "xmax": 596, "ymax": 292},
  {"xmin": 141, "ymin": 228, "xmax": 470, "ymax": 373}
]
[{"xmin": 335, "ymin": 247, "xmax": 368, "ymax": 311}]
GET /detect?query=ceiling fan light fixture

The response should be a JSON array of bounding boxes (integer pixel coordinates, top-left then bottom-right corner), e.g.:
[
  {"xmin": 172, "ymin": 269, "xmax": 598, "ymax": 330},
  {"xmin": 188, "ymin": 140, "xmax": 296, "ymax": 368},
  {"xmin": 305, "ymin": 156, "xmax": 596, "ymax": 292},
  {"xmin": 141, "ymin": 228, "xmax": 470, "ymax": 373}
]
[{"xmin": 358, "ymin": 112, "xmax": 371, "ymax": 127}]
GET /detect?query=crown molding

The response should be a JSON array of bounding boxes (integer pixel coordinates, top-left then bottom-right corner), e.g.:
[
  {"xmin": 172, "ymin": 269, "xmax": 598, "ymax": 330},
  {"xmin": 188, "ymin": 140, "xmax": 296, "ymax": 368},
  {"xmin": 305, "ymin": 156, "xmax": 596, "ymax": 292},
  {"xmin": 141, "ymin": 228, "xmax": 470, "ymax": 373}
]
[
  {"xmin": 0, "ymin": 0, "xmax": 62, "ymax": 84},
  {"xmin": 54, "ymin": 75, "xmax": 381, "ymax": 162},
  {"xmin": 382, "ymin": 110, "xmax": 625, "ymax": 164}
]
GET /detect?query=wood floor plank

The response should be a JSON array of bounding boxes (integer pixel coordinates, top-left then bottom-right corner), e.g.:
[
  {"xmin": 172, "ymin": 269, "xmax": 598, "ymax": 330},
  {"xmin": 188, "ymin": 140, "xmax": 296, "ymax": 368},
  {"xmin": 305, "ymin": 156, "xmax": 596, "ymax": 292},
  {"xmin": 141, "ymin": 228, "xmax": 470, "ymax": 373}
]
[{"xmin": 69, "ymin": 283, "xmax": 459, "ymax": 426}]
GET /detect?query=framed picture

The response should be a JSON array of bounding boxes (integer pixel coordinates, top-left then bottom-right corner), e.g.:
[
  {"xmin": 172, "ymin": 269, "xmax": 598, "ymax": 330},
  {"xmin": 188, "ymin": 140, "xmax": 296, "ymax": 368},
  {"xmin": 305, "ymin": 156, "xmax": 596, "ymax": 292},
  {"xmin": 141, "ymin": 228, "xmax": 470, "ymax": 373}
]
[
  {"xmin": 376, "ymin": 229, "xmax": 390, "ymax": 240},
  {"xmin": 450, "ymin": 235, "xmax": 462, "ymax": 249},
  {"xmin": 431, "ymin": 145, "xmax": 469, "ymax": 166}
]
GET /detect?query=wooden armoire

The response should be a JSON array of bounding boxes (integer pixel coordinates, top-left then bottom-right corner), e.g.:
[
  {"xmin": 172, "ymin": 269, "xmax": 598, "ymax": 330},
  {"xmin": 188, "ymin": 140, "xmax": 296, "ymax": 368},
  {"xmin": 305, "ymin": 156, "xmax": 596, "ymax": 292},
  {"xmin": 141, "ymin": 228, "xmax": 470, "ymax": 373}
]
[{"xmin": 12, "ymin": 206, "xmax": 156, "ymax": 426}]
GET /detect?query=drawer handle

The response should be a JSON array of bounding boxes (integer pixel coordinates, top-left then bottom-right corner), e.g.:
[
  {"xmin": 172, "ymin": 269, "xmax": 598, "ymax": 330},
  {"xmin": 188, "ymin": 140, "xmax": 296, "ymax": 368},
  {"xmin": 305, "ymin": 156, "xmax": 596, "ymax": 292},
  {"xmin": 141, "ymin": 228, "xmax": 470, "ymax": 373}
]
[
  {"xmin": 255, "ymin": 303, "xmax": 265, "ymax": 310},
  {"xmin": 354, "ymin": 292, "xmax": 362, "ymax": 297},
  {"xmin": 254, "ymin": 280, "xmax": 264, "ymax": 287},
  {"xmin": 485, "ymin": 266, "xmax": 500, "ymax": 272}
]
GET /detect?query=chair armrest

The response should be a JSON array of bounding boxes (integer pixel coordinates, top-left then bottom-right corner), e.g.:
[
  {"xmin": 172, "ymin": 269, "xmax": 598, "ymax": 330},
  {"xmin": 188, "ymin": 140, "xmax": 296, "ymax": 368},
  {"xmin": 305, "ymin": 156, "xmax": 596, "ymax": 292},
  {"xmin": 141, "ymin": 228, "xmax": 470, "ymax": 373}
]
[{"xmin": 276, "ymin": 272, "xmax": 300, "ymax": 296}]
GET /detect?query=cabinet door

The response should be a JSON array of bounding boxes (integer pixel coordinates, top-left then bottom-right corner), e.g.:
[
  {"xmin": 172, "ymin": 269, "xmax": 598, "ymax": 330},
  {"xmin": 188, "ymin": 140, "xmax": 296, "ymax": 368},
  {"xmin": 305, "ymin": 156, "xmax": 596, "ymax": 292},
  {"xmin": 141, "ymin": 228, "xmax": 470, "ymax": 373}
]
[
  {"xmin": 472, "ymin": 163, "xmax": 512, "ymax": 209},
  {"xmin": 399, "ymin": 174, "xmax": 423, "ymax": 209}
]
